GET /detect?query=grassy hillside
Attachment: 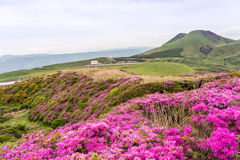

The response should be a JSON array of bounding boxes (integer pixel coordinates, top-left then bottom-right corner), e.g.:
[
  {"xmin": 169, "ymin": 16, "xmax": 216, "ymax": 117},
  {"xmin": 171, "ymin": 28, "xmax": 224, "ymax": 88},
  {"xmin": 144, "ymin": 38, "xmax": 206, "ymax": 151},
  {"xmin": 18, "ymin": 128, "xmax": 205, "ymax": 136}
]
[
  {"xmin": 132, "ymin": 31, "xmax": 240, "ymax": 73},
  {"xmin": 132, "ymin": 48, "xmax": 184, "ymax": 58},
  {"xmin": 165, "ymin": 33, "xmax": 187, "ymax": 44},
  {"xmin": 139, "ymin": 30, "xmax": 237, "ymax": 56},
  {"xmin": 100, "ymin": 62, "xmax": 193, "ymax": 76},
  {"xmin": 157, "ymin": 30, "xmax": 237, "ymax": 52},
  {"xmin": 0, "ymin": 67, "xmax": 80, "ymax": 82}
]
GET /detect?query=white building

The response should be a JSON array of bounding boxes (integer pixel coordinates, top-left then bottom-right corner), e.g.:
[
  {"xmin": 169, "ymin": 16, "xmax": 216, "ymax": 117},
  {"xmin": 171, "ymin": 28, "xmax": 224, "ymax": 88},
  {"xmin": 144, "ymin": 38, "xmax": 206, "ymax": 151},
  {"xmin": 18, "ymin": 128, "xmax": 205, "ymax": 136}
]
[{"xmin": 91, "ymin": 61, "xmax": 98, "ymax": 65}]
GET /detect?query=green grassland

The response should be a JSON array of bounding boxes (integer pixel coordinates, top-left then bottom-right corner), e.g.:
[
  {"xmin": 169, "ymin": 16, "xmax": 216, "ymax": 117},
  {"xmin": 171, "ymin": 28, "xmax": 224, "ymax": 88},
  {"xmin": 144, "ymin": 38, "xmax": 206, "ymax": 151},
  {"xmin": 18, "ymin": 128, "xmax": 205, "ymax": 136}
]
[
  {"xmin": 0, "ymin": 67, "xmax": 81, "ymax": 82},
  {"xmin": 0, "ymin": 110, "xmax": 51, "ymax": 133},
  {"xmin": 99, "ymin": 62, "xmax": 193, "ymax": 76}
]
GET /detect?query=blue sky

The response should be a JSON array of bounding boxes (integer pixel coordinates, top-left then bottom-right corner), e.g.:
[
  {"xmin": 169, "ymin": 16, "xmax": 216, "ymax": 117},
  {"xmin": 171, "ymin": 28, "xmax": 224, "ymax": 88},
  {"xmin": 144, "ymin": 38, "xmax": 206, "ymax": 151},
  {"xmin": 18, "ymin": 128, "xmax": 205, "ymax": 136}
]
[{"xmin": 0, "ymin": 0, "xmax": 240, "ymax": 56}]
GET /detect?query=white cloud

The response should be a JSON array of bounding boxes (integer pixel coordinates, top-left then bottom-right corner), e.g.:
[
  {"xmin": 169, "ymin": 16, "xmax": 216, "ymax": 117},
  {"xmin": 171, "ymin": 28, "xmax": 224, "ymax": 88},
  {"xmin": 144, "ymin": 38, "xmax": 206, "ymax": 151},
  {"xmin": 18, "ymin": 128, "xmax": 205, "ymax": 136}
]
[
  {"xmin": 219, "ymin": 27, "xmax": 240, "ymax": 39},
  {"xmin": 0, "ymin": 0, "xmax": 240, "ymax": 56}
]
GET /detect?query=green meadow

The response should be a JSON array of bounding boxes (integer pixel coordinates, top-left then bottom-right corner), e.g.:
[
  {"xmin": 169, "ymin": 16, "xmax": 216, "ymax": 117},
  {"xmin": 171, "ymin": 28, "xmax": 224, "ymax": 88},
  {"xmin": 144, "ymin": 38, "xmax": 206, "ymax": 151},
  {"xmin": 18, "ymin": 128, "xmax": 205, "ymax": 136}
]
[
  {"xmin": 0, "ymin": 67, "xmax": 80, "ymax": 82},
  {"xmin": 99, "ymin": 62, "xmax": 194, "ymax": 76}
]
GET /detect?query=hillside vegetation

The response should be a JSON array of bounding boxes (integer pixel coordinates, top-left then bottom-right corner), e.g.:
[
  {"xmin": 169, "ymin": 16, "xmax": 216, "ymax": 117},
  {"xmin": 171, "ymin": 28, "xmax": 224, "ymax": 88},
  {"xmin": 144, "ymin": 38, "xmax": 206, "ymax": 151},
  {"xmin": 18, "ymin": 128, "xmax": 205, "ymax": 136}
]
[{"xmin": 1, "ymin": 71, "xmax": 240, "ymax": 159}]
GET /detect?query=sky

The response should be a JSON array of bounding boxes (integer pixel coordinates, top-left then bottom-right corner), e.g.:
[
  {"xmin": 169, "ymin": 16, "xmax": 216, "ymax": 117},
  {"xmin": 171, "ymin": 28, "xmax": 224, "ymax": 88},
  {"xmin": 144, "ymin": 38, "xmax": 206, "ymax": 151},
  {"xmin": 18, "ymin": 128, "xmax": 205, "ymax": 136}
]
[{"xmin": 0, "ymin": 0, "xmax": 240, "ymax": 56}]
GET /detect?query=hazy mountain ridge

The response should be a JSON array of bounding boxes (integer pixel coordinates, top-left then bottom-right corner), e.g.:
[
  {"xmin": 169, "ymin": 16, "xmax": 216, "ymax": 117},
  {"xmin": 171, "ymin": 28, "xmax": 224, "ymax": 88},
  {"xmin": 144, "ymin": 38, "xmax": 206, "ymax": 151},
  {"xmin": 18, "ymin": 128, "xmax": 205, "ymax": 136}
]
[{"xmin": 0, "ymin": 47, "xmax": 153, "ymax": 74}]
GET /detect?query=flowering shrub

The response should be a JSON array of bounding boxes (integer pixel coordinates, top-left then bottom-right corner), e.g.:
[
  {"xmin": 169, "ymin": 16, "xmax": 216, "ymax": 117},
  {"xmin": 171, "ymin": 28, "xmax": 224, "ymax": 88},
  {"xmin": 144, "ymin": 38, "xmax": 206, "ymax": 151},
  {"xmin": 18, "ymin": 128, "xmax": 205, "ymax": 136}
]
[{"xmin": 1, "ymin": 72, "xmax": 240, "ymax": 159}]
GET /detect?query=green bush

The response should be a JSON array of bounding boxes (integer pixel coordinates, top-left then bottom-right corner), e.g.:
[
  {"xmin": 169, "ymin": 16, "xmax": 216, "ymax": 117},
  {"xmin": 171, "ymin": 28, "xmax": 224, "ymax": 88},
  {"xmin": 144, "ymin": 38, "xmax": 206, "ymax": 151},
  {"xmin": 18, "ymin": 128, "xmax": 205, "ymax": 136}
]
[
  {"xmin": 0, "ymin": 135, "xmax": 10, "ymax": 143},
  {"xmin": 66, "ymin": 105, "xmax": 73, "ymax": 112},
  {"xmin": 51, "ymin": 119, "xmax": 65, "ymax": 129},
  {"xmin": 40, "ymin": 97, "xmax": 47, "ymax": 102},
  {"xmin": 20, "ymin": 104, "xmax": 29, "ymax": 110},
  {"xmin": 12, "ymin": 87, "xmax": 20, "ymax": 94},
  {"xmin": 48, "ymin": 101, "xmax": 56, "ymax": 109},
  {"xmin": 109, "ymin": 87, "xmax": 118, "ymax": 97},
  {"xmin": 3, "ymin": 127, "xmax": 15, "ymax": 134},
  {"xmin": 16, "ymin": 124, "xmax": 26, "ymax": 131},
  {"xmin": 75, "ymin": 97, "xmax": 79, "ymax": 102},
  {"xmin": 14, "ymin": 130, "xmax": 25, "ymax": 138},
  {"xmin": 68, "ymin": 97, "xmax": 73, "ymax": 102},
  {"xmin": 89, "ymin": 104, "xmax": 100, "ymax": 115},
  {"xmin": 79, "ymin": 102, "xmax": 88, "ymax": 111},
  {"xmin": 70, "ymin": 113, "xmax": 76, "ymax": 120}
]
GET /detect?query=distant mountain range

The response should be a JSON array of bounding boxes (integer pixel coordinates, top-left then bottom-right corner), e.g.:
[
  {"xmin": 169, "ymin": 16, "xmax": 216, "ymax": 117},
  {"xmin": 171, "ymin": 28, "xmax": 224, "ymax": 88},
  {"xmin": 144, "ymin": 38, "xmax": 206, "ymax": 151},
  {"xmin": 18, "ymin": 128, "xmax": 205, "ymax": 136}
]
[{"xmin": 0, "ymin": 47, "xmax": 153, "ymax": 74}]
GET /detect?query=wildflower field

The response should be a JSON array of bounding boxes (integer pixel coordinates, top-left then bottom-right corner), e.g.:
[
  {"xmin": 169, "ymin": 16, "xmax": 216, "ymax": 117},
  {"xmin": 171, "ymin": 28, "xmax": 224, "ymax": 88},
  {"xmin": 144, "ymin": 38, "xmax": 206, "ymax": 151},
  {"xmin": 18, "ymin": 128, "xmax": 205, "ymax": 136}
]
[{"xmin": 0, "ymin": 71, "xmax": 240, "ymax": 159}]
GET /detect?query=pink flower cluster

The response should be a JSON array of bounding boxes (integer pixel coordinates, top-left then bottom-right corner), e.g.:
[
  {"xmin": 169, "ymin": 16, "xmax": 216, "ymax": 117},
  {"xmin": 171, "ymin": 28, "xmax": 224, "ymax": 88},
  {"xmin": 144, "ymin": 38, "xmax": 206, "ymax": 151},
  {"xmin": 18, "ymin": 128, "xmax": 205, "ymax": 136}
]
[{"xmin": 1, "ymin": 73, "xmax": 240, "ymax": 159}]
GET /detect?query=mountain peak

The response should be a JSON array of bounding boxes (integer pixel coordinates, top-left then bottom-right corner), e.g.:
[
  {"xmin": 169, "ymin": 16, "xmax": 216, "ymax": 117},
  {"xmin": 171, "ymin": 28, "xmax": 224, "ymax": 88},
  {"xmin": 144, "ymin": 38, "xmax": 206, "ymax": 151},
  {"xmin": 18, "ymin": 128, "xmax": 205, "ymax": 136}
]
[{"xmin": 165, "ymin": 33, "xmax": 187, "ymax": 44}]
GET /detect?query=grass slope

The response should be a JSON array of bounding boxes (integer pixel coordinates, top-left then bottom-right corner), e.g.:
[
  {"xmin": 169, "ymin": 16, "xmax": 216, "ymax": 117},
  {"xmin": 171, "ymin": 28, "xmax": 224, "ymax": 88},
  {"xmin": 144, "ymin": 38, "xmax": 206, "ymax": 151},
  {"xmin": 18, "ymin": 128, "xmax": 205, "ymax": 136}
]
[
  {"xmin": 0, "ymin": 67, "xmax": 79, "ymax": 82},
  {"xmin": 140, "ymin": 30, "xmax": 237, "ymax": 55},
  {"xmin": 100, "ymin": 62, "xmax": 193, "ymax": 76}
]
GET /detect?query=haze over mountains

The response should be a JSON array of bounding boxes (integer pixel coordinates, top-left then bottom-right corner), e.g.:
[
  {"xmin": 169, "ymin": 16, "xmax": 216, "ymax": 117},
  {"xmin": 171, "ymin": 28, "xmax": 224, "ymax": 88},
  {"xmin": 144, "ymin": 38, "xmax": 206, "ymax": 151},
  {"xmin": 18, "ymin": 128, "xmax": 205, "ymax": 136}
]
[{"xmin": 0, "ymin": 47, "xmax": 152, "ymax": 74}]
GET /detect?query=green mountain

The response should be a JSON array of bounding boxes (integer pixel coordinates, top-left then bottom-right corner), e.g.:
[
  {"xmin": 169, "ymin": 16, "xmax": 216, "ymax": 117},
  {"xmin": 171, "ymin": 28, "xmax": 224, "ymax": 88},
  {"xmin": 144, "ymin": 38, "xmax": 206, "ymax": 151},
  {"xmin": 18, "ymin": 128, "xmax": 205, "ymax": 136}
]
[
  {"xmin": 132, "ymin": 30, "xmax": 240, "ymax": 73},
  {"xmin": 154, "ymin": 30, "xmax": 237, "ymax": 53}
]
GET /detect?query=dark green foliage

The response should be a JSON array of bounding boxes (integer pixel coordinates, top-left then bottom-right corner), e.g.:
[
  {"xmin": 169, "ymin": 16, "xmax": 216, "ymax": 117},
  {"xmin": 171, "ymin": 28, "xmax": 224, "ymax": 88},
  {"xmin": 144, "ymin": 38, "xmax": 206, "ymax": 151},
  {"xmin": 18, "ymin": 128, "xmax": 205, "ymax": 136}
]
[
  {"xmin": 79, "ymin": 102, "xmax": 88, "ymax": 111},
  {"xmin": 66, "ymin": 105, "xmax": 73, "ymax": 112},
  {"xmin": 0, "ymin": 135, "xmax": 10, "ymax": 143},
  {"xmin": 109, "ymin": 82, "xmax": 184, "ymax": 107},
  {"xmin": 69, "ymin": 113, "xmax": 76, "ymax": 120},
  {"xmin": 89, "ymin": 104, "xmax": 100, "ymax": 115},
  {"xmin": 199, "ymin": 45, "xmax": 213, "ymax": 55},
  {"xmin": 11, "ymin": 107, "xmax": 18, "ymax": 112},
  {"xmin": 14, "ymin": 130, "xmax": 25, "ymax": 138},
  {"xmin": 68, "ymin": 97, "xmax": 73, "ymax": 103},
  {"xmin": 12, "ymin": 87, "xmax": 20, "ymax": 94},
  {"xmin": 3, "ymin": 127, "xmax": 15, "ymax": 134},
  {"xmin": 51, "ymin": 119, "xmax": 65, "ymax": 129},
  {"xmin": 16, "ymin": 124, "xmax": 26, "ymax": 131},
  {"xmin": 74, "ymin": 97, "xmax": 79, "ymax": 102},
  {"xmin": 132, "ymin": 48, "xmax": 183, "ymax": 59},
  {"xmin": 48, "ymin": 101, "xmax": 56, "ymax": 109},
  {"xmin": 20, "ymin": 104, "xmax": 29, "ymax": 110},
  {"xmin": 0, "ymin": 115, "xmax": 12, "ymax": 123}
]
